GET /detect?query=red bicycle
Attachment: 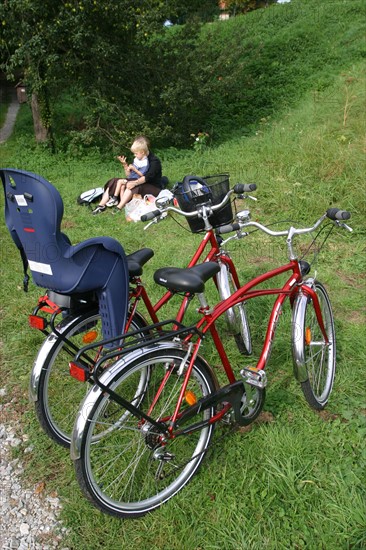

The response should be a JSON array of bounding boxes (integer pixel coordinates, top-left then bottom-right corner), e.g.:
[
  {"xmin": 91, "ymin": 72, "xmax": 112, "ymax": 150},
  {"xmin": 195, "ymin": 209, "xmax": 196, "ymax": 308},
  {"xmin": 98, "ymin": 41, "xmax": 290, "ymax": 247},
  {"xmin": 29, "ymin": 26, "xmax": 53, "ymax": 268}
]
[
  {"xmin": 29, "ymin": 178, "xmax": 256, "ymax": 447},
  {"xmin": 71, "ymin": 206, "xmax": 352, "ymax": 518}
]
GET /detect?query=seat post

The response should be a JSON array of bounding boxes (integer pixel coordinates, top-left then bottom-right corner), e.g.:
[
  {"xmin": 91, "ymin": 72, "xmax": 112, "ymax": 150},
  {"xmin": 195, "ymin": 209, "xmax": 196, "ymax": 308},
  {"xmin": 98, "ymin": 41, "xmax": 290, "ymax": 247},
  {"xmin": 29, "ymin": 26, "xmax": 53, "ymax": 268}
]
[{"xmin": 196, "ymin": 292, "xmax": 213, "ymax": 315}]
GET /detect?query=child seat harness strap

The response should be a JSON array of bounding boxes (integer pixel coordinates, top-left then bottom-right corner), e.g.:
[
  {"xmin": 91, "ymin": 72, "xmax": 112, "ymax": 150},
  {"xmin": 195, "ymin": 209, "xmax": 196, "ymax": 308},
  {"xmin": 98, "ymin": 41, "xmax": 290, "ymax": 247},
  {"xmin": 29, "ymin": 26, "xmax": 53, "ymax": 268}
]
[{"xmin": 19, "ymin": 244, "xmax": 30, "ymax": 292}]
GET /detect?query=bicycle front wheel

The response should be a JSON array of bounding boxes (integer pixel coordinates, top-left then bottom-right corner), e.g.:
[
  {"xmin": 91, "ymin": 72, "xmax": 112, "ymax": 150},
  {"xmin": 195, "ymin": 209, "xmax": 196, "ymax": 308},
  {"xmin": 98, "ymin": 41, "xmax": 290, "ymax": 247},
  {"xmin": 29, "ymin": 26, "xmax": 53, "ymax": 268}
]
[
  {"xmin": 34, "ymin": 310, "xmax": 147, "ymax": 448},
  {"xmin": 75, "ymin": 348, "xmax": 216, "ymax": 518},
  {"xmin": 292, "ymin": 281, "xmax": 336, "ymax": 410},
  {"xmin": 217, "ymin": 262, "xmax": 252, "ymax": 355}
]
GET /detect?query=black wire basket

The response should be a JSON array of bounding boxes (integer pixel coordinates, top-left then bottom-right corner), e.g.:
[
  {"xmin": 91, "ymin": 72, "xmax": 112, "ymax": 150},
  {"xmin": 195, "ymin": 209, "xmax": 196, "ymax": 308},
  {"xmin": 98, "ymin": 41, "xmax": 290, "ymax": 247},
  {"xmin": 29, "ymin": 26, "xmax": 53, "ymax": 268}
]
[{"xmin": 174, "ymin": 174, "xmax": 233, "ymax": 233}]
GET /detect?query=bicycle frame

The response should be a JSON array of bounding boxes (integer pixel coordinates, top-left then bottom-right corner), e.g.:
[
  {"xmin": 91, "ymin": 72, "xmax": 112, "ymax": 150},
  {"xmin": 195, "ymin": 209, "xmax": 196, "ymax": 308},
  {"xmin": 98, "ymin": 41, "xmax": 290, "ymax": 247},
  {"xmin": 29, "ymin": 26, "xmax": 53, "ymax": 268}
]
[
  {"xmin": 71, "ymin": 206, "xmax": 351, "ymax": 520},
  {"xmin": 125, "ymin": 228, "xmax": 238, "ymax": 330},
  {"xmin": 29, "ymin": 192, "xmax": 249, "ymax": 414},
  {"xmin": 118, "ymin": 258, "xmax": 328, "ymax": 437},
  {"xmin": 71, "ymin": 265, "xmax": 329, "ymax": 451},
  {"xmin": 71, "ymin": 207, "xmax": 352, "ymax": 482}
]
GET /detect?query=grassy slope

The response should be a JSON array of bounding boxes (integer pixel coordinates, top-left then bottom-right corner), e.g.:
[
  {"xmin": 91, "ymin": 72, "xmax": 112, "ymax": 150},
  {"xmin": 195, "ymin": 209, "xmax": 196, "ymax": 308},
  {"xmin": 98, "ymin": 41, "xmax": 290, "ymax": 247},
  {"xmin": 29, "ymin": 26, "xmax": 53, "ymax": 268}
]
[
  {"xmin": 194, "ymin": 0, "xmax": 366, "ymax": 140},
  {"xmin": 0, "ymin": 3, "xmax": 365, "ymax": 550}
]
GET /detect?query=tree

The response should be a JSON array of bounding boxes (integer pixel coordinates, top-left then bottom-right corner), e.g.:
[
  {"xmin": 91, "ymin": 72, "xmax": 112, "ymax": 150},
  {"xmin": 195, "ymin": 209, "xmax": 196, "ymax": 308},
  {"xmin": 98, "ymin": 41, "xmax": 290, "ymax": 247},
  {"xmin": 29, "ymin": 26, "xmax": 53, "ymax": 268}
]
[
  {"xmin": 0, "ymin": 0, "xmax": 225, "ymax": 150},
  {"xmin": 0, "ymin": 0, "xmax": 178, "ymax": 148},
  {"xmin": 0, "ymin": 0, "xmax": 61, "ymax": 147}
]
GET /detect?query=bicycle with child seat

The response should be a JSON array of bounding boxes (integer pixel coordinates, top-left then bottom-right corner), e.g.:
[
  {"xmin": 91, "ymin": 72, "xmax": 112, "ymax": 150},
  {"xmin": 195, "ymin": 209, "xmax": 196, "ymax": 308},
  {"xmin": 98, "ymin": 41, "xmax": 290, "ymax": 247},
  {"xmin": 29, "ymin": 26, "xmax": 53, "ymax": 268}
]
[
  {"xmin": 29, "ymin": 178, "xmax": 257, "ymax": 448},
  {"xmin": 70, "ymin": 204, "xmax": 352, "ymax": 518}
]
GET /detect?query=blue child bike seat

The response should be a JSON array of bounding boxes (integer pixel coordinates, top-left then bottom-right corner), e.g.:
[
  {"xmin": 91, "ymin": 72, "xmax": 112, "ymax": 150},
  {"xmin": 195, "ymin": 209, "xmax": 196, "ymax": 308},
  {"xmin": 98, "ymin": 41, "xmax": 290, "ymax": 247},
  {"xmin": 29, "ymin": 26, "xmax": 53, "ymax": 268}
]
[{"xmin": 1, "ymin": 168, "xmax": 129, "ymax": 345}]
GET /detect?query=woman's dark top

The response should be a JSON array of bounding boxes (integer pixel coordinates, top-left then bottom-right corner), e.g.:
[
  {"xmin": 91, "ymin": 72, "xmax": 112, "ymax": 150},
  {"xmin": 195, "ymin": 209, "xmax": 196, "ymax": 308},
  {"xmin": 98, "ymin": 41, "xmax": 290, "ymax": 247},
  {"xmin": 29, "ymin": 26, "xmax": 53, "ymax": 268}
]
[
  {"xmin": 144, "ymin": 152, "xmax": 163, "ymax": 189},
  {"xmin": 103, "ymin": 151, "xmax": 163, "ymax": 198}
]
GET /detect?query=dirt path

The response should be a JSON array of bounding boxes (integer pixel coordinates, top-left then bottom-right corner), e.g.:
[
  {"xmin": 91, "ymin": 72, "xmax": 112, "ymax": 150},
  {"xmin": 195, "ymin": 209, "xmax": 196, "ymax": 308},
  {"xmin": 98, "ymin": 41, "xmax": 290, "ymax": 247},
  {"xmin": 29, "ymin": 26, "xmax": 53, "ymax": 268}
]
[{"xmin": 0, "ymin": 92, "xmax": 20, "ymax": 143}]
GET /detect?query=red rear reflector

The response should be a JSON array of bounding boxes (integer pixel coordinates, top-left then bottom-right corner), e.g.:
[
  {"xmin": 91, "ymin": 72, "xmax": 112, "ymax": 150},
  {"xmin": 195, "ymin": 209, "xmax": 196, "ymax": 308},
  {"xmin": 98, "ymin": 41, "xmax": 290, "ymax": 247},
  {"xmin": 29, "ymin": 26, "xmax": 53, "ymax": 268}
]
[
  {"xmin": 69, "ymin": 362, "xmax": 89, "ymax": 382},
  {"xmin": 29, "ymin": 315, "xmax": 47, "ymax": 330},
  {"xmin": 24, "ymin": 227, "xmax": 35, "ymax": 233}
]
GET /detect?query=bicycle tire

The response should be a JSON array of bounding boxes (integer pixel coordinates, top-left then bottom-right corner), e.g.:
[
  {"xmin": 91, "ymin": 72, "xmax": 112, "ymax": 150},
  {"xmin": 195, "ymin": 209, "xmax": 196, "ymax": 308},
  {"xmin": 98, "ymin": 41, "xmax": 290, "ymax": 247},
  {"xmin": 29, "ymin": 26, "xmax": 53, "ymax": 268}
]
[
  {"xmin": 34, "ymin": 309, "xmax": 148, "ymax": 448},
  {"xmin": 292, "ymin": 281, "xmax": 336, "ymax": 410},
  {"xmin": 217, "ymin": 262, "xmax": 252, "ymax": 355},
  {"xmin": 74, "ymin": 348, "xmax": 216, "ymax": 518}
]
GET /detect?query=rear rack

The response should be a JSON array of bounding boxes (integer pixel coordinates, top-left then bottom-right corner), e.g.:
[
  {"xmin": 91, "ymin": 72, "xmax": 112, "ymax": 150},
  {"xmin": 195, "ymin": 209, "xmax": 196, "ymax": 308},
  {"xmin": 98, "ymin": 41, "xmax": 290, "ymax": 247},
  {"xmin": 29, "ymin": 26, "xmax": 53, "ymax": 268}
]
[{"xmin": 71, "ymin": 319, "xmax": 203, "ymax": 382}]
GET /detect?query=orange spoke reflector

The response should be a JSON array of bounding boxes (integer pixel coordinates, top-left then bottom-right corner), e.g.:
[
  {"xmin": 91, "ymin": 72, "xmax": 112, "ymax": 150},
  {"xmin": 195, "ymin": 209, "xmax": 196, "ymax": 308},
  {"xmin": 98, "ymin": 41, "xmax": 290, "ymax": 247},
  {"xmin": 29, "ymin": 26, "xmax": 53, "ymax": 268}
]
[
  {"xmin": 184, "ymin": 390, "xmax": 197, "ymax": 406},
  {"xmin": 82, "ymin": 330, "xmax": 98, "ymax": 344},
  {"xmin": 305, "ymin": 327, "xmax": 312, "ymax": 346}
]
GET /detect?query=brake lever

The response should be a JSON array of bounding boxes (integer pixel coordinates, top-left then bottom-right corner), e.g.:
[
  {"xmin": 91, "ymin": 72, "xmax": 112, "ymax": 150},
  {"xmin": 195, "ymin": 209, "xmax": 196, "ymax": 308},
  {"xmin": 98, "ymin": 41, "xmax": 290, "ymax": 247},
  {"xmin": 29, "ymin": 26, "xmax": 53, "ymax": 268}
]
[
  {"xmin": 236, "ymin": 193, "xmax": 258, "ymax": 202},
  {"xmin": 143, "ymin": 212, "xmax": 168, "ymax": 231},
  {"xmin": 144, "ymin": 219, "xmax": 158, "ymax": 231},
  {"xmin": 337, "ymin": 221, "xmax": 353, "ymax": 232},
  {"xmin": 220, "ymin": 229, "xmax": 249, "ymax": 247}
]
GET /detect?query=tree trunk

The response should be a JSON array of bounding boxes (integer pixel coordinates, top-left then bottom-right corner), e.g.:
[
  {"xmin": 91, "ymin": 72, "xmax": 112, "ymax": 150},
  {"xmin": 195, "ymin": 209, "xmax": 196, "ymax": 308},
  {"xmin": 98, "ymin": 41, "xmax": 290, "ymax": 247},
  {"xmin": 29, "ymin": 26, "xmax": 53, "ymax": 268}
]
[{"xmin": 31, "ymin": 92, "xmax": 48, "ymax": 143}]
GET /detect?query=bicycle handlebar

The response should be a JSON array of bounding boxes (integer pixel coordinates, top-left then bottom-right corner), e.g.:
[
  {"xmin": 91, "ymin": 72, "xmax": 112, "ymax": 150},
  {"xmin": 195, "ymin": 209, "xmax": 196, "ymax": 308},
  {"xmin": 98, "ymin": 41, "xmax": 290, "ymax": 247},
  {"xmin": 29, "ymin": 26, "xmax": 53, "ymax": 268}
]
[
  {"xmin": 141, "ymin": 182, "xmax": 352, "ymax": 251},
  {"xmin": 140, "ymin": 183, "xmax": 257, "ymax": 223},
  {"xmin": 234, "ymin": 183, "xmax": 257, "ymax": 193},
  {"xmin": 326, "ymin": 208, "xmax": 351, "ymax": 221},
  {"xmin": 240, "ymin": 209, "xmax": 351, "ymax": 237},
  {"xmin": 216, "ymin": 222, "xmax": 241, "ymax": 235},
  {"xmin": 141, "ymin": 209, "xmax": 162, "ymax": 222}
]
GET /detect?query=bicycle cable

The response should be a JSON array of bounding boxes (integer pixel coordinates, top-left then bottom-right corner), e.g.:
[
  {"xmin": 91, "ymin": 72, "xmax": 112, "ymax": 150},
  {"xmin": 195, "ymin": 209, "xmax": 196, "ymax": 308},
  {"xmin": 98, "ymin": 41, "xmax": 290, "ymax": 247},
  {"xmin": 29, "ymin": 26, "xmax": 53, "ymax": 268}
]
[
  {"xmin": 169, "ymin": 213, "xmax": 193, "ymax": 232},
  {"xmin": 298, "ymin": 222, "xmax": 335, "ymax": 263}
]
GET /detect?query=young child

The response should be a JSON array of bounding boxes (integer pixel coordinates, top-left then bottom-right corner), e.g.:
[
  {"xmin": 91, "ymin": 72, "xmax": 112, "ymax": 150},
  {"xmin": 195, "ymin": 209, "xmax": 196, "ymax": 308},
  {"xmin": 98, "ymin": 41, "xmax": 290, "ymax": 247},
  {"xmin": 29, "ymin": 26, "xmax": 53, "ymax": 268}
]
[
  {"xmin": 105, "ymin": 141, "xmax": 150, "ymax": 207},
  {"xmin": 92, "ymin": 136, "xmax": 164, "ymax": 215}
]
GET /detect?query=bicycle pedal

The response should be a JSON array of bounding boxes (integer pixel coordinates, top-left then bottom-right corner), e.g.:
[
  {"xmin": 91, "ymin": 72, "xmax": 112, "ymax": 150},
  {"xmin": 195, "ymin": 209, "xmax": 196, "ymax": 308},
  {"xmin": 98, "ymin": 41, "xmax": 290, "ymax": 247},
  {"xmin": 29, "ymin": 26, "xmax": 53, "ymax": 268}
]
[{"xmin": 240, "ymin": 367, "xmax": 267, "ymax": 389}]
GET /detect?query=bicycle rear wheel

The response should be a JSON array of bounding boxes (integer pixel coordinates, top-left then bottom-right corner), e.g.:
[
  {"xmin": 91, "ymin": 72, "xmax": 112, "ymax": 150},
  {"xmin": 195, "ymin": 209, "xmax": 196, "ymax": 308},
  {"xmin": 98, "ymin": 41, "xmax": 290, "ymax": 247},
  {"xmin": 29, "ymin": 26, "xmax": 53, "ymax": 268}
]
[
  {"xmin": 217, "ymin": 262, "xmax": 252, "ymax": 355},
  {"xmin": 34, "ymin": 310, "xmax": 147, "ymax": 447},
  {"xmin": 74, "ymin": 348, "xmax": 216, "ymax": 518},
  {"xmin": 292, "ymin": 281, "xmax": 336, "ymax": 410}
]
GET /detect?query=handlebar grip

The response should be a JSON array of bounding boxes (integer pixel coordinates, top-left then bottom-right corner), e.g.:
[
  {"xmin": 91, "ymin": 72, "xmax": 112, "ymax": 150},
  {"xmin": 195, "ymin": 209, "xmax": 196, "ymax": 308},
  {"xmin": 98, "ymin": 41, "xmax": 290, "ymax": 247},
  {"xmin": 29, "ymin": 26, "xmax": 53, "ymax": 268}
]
[
  {"xmin": 216, "ymin": 222, "xmax": 241, "ymax": 234},
  {"xmin": 326, "ymin": 208, "xmax": 351, "ymax": 221},
  {"xmin": 233, "ymin": 183, "xmax": 257, "ymax": 194},
  {"xmin": 140, "ymin": 210, "xmax": 161, "ymax": 222}
]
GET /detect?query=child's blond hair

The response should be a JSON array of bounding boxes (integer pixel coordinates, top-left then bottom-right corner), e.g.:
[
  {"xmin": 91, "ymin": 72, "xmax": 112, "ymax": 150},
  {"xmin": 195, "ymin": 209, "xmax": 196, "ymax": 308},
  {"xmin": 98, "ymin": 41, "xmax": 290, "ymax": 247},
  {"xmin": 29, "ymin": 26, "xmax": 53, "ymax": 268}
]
[{"xmin": 131, "ymin": 137, "xmax": 149, "ymax": 156}]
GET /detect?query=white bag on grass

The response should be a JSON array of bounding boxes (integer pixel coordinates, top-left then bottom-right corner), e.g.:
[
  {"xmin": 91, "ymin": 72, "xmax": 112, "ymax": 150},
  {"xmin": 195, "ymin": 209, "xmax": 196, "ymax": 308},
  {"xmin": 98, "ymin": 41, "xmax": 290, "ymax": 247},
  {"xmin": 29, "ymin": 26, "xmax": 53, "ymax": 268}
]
[
  {"xmin": 77, "ymin": 187, "xmax": 104, "ymax": 205},
  {"xmin": 125, "ymin": 194, "xmax": 157, "ymax": 222}
]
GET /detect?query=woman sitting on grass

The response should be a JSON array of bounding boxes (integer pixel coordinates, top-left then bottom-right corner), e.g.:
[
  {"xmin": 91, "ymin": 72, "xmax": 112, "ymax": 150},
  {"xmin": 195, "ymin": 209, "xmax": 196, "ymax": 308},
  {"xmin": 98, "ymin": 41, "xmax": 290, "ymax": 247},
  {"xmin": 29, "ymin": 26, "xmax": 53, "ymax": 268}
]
[{"xmin": 92, "ymin": 136, "xmax": 165, "ymax": 215}]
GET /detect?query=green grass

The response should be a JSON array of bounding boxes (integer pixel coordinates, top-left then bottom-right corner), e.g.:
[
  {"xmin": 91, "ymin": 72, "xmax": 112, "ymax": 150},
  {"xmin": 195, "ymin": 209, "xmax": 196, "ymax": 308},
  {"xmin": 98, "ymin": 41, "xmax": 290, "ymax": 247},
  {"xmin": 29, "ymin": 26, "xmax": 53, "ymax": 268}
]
[
  {"xmin": 0, "ymin": 59, "xmax": 365, "ymax": 550},
  {"xmin": 148, "ymin": 0, "xmax": 366, "ymax": 146}
]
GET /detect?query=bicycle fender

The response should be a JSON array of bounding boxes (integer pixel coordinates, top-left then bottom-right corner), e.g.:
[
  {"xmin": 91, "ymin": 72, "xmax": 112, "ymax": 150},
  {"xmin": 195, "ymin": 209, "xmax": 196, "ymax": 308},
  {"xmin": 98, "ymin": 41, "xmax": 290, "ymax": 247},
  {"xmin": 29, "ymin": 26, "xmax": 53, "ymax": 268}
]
[
  {"xmin": 71, "ymin": 340, "xmax": 217, "ymax": 461},
  {"xmin": 291, "ymin": 278, "xmax": 315, "ymax": 383},
  {"xmin": 217, "ymin": 262, "xmax": 235, "ymax": 325},
  {"xmin": 30, "ymin": 308, "xmax": 149, "ymax": 402},
  {"xmin": 29, "ymin": 312, "xmax": 90, "ymax": 402},
  {"xmin": 29, "ymin": 335, "xmax": 57, "ymax": 402}
]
